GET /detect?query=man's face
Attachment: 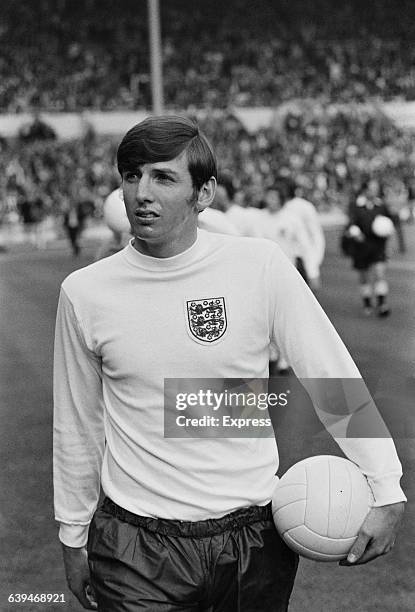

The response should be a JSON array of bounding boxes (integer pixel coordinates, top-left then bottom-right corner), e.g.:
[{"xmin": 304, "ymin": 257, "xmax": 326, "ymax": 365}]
[{"xmin": 121, "ymin": 151, "xmax": 199, "ymax": 257}]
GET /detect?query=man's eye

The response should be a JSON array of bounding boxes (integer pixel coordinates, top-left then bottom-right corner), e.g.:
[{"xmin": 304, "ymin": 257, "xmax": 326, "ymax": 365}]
[
  {"xmin": 125, "ymin": 172, "xmax": 140, "ymax": 182},
  {"xmin": 155, "ymin": 174, "xmax": 173, "ymax": 183}
]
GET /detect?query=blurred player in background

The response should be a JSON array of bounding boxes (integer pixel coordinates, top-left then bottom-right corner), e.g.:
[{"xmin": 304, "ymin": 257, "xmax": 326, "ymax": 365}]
[
  {"xmin": 258, "ymin": 184, "xmax": 320, "ymax": 374},
  {"xmin": 212, "ymin": 173, "xmax": 267, "ymax": 238},
  {"xmin": 344, "ymin": 178, "xmax": 395, "ymax": 316},
  {"xmin": 62, "ymin": 187, "xmax": 95, "ymax": 257},
  {"xmin": 277, "ymin": 178, "xmax": 325, "ymax": 290},
  {"xmin": 257, "ymin": 183, "xmax": 321, "ymax": 289},
  {"xmin": 62, "ymin": 199, "xmax": 87, "ymax": 257},
  {"xmin": 17, "ymin": 184, "xmax": 46, "ymax": 249}
]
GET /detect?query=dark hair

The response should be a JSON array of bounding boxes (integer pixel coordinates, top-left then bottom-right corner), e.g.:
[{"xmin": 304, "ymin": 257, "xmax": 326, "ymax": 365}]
[{"xmin": 117, "ymin": 115, "xmax": 217, "ymax": 191}]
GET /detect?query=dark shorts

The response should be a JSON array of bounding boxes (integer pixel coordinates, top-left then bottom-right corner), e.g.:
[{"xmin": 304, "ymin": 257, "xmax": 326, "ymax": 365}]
[
  {"xmin": 87, "ymin": 498, "xmax": 299, "ymax": 612},
  {"xmin": 351, "ymin": 238, "xmax": 387, "ymax": 270}
]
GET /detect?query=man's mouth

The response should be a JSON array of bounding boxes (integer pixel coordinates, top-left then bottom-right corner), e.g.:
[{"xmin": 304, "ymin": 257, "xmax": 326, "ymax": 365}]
[
  {"xmin": 135, "ymin": 209, "xmax": 159, "ymax": 217},
  {"xmin": 134, "ymin": 210, "xmax": 159, "ymax": 223}
]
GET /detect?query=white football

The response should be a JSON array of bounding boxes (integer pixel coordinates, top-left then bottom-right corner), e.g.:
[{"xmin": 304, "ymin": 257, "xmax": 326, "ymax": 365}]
[
  {"xmin": 103, "ymin": 189, "xmax": 130, "ymax": 234},
  {"xmin": 272, "ymin": 455, "xmax": 373, "ymax": 562},
  {"xmin": 372, "ymin": 215, "xmax": 395, "ymax": 238}
]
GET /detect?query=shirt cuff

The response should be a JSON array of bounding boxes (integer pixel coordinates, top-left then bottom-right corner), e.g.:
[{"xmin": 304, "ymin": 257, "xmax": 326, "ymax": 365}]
[
  {"xmin": 367, "ymin": 472, "xmax": 407, "ymax": 506},
  {"xmin": 58, "ymin": 522, "xmax": 90, "ymax": 548}
]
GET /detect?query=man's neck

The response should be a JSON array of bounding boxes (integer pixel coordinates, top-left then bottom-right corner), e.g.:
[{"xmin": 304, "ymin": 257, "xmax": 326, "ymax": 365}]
[{"xmin": 132, "ymin": 230, "xmax": 198, "ymax": 259}]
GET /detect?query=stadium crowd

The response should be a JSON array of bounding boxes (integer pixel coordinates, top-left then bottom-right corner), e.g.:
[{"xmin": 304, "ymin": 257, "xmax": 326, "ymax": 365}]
[
  {"xmin": 2, "ymin": 0, "xmax": 415, "ymax": 112},
  {"xmin": 1, "ymin": 103, "xmax": 414, "ymax": 233},
  {"xmin": 0, "ymin": 134, "xmax": 118, "ymax": 230},
  {"xmin": 199, "ymin": 103, "xmax": 415, "ymax": 213},
  {"xmin": 1, "ymin": 0, "xmax": 415, "ymax": 234}
]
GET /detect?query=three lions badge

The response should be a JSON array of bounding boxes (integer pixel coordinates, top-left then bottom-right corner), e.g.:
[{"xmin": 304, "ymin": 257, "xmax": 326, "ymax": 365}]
[{"xmin": 186, "ymin": 297, "xmax": 227, "ymax": 344}]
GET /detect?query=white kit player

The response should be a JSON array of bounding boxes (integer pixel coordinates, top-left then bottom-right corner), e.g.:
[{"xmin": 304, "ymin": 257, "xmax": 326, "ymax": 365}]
[{"xmin": 54, "ymin": 116, "xmax": 406, "ymax": 612}]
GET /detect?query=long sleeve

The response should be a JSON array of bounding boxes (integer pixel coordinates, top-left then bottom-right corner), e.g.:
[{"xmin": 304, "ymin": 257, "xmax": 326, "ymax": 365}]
[
  {"xmin": 53, "ymin": 288, "xmax": 105, "ymax": 547},
  {"xmin": 268, "ymin": 246, "xmax": 406, "ymax": 506}
]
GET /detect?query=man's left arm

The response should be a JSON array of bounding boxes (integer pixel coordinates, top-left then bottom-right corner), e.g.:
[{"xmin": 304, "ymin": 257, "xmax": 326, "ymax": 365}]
[{"xmin": 268, "ymin": 245, "xmax": 407, "ymax": 565}]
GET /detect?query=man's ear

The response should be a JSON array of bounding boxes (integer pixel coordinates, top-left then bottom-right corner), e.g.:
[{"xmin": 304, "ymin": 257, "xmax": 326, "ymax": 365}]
[{"xmin": 196, "ymin": 177, "xmax": 217, "ymax": 213}]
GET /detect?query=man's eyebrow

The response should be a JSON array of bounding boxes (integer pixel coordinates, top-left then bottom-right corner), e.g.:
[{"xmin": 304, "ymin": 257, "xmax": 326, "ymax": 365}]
[
  {"xmin": 122, "ymin": 166, "xmax": 180, "ymax": 178},
  {"xmin": 122, "ymin": 167, "xmax": 142, "ymax": 174},
  {"xmin": 151, "ymin": 167, "xmax": 180, "ymax": 177}
]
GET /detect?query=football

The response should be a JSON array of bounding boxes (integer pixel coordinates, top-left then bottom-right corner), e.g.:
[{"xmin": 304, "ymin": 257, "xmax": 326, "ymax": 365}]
[
  {"xmin": 372, "ymin": 215, "xmax": 395, "ymax": 238},
  {"xmin": 103, "ymin": 189, "xmax": 131, "ymax": 234},
  {"xmin": 272, "ymin": 455, "xmax": 374, "ymax": 562}
]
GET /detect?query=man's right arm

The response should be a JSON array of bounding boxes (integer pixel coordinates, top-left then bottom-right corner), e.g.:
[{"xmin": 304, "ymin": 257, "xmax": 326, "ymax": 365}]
[
  {"xmin": 61, "ymin": 545, "xmax": 97, "ymax": 610},
  {"xmin": 53, "ymin": 287, "xmax": 105, "ymax": 604}
]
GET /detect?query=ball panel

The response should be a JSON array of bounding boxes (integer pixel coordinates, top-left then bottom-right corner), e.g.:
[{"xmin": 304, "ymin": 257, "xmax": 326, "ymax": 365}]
[
  {"xmin": 278, "ymin": 462, "xmax": 307, "ymax": 486},
  {"xmin": 288, "ymin": 524, "xmax": 356, "ymax": 554},
  {"xmin": 327, "ymin": 456, "xmax": 354, "ymax": 538},
  {"xmin": 272, "ymin": 483, "xmax": 307, "ymax": 507},
  {"xmin": 305, "ymin": 458, "xmax": 330, "ymax": 536},
  {"xmin": 273, "ymin": 499, "xmax": 306, "ymax": 534},
  {"xmin": 283, "ymin": 528, "xmax": 354, "ymax": 561}
]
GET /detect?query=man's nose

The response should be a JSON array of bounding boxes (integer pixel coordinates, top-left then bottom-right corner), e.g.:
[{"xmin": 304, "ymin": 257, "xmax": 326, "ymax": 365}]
[{"xmin": 136, "ymin": 175, "xmax": 153, "ymax": 202}]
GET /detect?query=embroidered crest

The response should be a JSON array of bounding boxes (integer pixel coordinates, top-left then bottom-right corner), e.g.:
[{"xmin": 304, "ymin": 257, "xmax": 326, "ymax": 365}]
[{"xmin": 186, "ymin": 297, "xmax": 227, "ymax": 343}]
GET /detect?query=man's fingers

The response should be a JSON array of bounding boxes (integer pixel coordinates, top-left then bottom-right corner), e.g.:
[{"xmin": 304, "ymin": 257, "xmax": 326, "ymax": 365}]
[
  {"xmin": 339, "ymin": 532, "xmax": 371, "ymax": 566},
  {"xmin": 85, "ymin": 584, "xmax": 98, "ymax": 609},
  {"xmin": 338, "ymin": 500, "xmax": 405, "ymax": 567},
  {"xmin": 74, "ymin": 590, "xmax": 97, "ymax": 610},
  {"xmin": 69, "ymin": 580, "xmax": 97, "ymax": 610},
  {"xmin": 340, "ymin": 536, "xmax": 396, "ymax": 567},
  {"xmin": 342, "ymin": 542, "xmax": 392, "ymax": 566},
  {"xmin": 348, "ymin": 532, "xmax": 371, "ymax": 564}
]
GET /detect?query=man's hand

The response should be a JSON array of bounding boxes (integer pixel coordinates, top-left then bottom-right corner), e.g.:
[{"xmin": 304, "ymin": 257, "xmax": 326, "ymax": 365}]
[
  {"xmin": 339, "ymin": 501, "xmax": 405, "ymax": 566},
  {"xmin": 61, "ymin": 544, "xmax": 97, "ymax": 610}
]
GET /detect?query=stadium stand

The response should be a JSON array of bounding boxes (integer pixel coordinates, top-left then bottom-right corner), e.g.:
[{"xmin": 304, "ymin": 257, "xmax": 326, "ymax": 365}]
[
  {"xmin": 1, "ymin": 0, "xmax": 415, "ymax": 232},
  {"xmin": 1, "ymin": 104, "xmax": 413, "ymax": 229},
  {"xmin": 2, "ymin": 0, "xmax": 415, "ymax": 112}
]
